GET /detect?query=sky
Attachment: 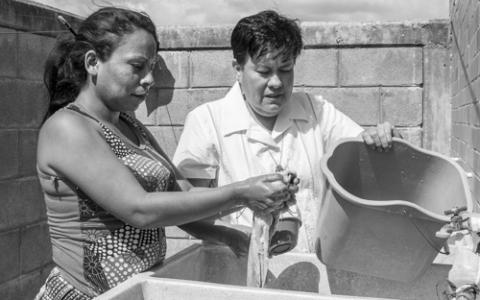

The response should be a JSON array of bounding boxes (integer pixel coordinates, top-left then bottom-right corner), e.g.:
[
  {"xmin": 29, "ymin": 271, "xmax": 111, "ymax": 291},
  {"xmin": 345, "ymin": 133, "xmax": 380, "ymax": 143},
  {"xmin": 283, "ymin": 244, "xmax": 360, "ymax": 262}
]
[{"xmin": 30, "ymin": 0, "xmax": 449, "ymax": 26}]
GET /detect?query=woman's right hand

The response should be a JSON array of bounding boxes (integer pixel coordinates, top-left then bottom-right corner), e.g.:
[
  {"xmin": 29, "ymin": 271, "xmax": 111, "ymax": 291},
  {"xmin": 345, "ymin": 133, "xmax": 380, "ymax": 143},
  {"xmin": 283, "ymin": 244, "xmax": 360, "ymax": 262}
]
[{"xmin": 231, "ymin": 173, "xmax": 293, "ymax": 214}]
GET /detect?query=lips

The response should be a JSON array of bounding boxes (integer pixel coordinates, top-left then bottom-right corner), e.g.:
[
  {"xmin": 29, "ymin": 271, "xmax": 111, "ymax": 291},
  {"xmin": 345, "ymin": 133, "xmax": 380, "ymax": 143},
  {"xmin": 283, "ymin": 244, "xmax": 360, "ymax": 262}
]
[
  {"xmin": 264, "ymin": 94, "xmax": 283, "ymax": 99},
  {"xmin": 132, "ymin": 92, "xmax": 148, "ymax": 99}
]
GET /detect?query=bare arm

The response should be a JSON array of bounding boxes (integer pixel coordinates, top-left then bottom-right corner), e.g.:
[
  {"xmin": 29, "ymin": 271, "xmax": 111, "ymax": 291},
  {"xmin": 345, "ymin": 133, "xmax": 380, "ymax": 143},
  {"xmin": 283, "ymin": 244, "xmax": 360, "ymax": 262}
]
[{"xmin": 37, "ymin": 112, "xmax": 288, "ymax": 229}]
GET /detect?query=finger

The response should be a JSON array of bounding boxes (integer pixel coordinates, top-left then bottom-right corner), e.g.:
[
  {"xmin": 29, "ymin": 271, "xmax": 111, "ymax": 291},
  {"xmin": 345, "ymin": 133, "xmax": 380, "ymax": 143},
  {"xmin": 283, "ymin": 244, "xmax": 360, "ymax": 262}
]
[
  {"xmin": 261, "ymin": 173, "xmax": 284, "ymax": 183},
  {"xmin": 377, "ymin": 123, "xmax": 390, "ymax": 149},
  {"xmin": 362, "ymin": 130, "xmax": 376, "ymax": 149},
  {"xmin": 370, "ymin": 130, "xmax": 382, "ymax": 148},
  {"xmin": 248, "ymin": 201, "xmax": 268, "ymax": 211}
]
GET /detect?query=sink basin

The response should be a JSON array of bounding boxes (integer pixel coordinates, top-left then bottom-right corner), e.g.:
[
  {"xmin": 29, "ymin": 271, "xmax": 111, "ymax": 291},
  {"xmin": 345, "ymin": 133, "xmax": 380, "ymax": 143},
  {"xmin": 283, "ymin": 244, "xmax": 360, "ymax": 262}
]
[{"xmin": 96, "ymin": 243, "xmax": 453, "ymax": 300}]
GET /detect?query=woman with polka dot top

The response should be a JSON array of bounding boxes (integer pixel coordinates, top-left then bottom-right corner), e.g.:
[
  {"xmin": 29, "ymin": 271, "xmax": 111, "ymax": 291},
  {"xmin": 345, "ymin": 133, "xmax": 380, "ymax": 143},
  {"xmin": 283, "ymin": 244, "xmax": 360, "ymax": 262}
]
[{"xmin": 35, "ymin": 7, "xmax": 297, "ymax": 300}]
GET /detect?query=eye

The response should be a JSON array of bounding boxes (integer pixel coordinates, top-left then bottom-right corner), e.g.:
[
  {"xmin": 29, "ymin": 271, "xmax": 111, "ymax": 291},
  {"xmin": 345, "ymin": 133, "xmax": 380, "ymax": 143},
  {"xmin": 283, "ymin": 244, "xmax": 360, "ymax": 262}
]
[
  {"xmin": 130, "ymin": 61, "xmax": 147, "ymax": 71},
  {"xmin": 256, "ymin": 69, "xmax": 270, "ymax": 75}
]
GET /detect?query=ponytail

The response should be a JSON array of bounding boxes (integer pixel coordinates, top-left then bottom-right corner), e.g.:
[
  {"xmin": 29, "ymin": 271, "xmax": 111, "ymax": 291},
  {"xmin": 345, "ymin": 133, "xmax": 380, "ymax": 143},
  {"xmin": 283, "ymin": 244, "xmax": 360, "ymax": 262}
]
[{"xmin": 43, "ymin": 33, "xmax": 86, "ymax": 119}]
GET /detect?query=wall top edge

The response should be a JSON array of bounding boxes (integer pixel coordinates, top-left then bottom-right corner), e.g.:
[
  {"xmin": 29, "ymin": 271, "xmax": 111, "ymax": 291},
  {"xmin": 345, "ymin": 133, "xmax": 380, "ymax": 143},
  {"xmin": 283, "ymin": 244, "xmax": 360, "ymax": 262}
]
[{"xmin": 156, "ymin": 20, "xmax": 450, "ymax": 49}]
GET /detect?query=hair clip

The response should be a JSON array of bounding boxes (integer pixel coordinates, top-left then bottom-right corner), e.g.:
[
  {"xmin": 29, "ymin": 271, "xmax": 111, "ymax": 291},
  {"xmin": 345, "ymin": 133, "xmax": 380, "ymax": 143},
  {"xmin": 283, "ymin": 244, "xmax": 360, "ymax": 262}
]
[{"xmin": 57, "ymin": 15, "xmax": 77, "ymax": 37}]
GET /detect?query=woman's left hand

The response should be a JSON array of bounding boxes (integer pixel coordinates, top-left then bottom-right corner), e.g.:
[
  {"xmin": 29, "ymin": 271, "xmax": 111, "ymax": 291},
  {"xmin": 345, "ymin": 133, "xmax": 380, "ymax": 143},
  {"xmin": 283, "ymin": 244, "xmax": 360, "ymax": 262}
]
[{"xmin": 361, "ymin": 122, "xmax": 402, "ymax": 151}]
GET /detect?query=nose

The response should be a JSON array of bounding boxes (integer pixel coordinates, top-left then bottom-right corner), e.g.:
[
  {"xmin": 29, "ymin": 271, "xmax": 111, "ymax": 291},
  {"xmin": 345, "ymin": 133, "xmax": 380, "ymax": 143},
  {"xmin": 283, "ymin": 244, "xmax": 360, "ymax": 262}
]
[
  {"xmin": 268, "ymin": 73, "xmax": 283, "ymax": 89},
  {"xmin": 140, "ymin": 70, "xmax": 155, "ymax": 90}
]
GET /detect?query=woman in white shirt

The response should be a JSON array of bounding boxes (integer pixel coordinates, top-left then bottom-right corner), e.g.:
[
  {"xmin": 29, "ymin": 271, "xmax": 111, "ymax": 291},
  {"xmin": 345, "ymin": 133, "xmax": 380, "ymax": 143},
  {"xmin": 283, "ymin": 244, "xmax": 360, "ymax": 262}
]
[{"xmin": 173, "ymin": 10, "xmax": 400, "ymax": 253}]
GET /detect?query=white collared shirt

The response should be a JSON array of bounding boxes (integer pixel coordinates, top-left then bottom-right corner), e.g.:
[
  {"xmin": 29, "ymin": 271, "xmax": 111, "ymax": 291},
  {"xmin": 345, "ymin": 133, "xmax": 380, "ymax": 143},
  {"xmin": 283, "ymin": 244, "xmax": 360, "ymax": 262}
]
[{"xmin": 173, "ymin": 82, "xmax": 363, "ymax": 251}]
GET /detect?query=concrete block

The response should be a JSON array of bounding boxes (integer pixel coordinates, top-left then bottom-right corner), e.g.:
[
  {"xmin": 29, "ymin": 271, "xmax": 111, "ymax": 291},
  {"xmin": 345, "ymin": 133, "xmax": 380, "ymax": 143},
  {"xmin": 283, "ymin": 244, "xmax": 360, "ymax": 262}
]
[
  {"xmin": 153, "ymin": 88, "xmax": 228, "ymax": 126},
  {"xmin": 137, "ymin": 88, "xmax": 186, "ymax": 126},
  {"xmin": 294, "ymin": 49, "xmax": 337, "ymax": 86},
  {"xmin": 339, "ymin": 47, "xmax": 423, "ymax": 86},
  {"xmin": 137, "ymin": 86, "xmax": 219, "ymax": 127},
  {"xmin": 465, "ymin": 146, "xmax": 476, "ymax": 173},
  {"xmin": 0, "ymin": 79, "xmax": 48, "ymax": 129},
  {"xmin": 0, "ymin": 278, "xmax": 19, "ymax": 300},
  {"xmin": 423, "ymin": 47, "xmax": 451, "ymax": 155},
  {"xmin": 20, "ymin": 223, "xmax": 52, "ymax": 273},
  {"xmin": 0, "ymin": 79, "xmax": 23, "ymax": 128},
  {"xmin": 190, "ymin": 50, "xmax": 235, "ymax": 87},
  {"xmin": 0, "ymin": 178, "xmax": 46, "ymax": 231},
  {"xmin": 0, "ymin": 264, "xmax": 53, "ymax": 300},
  {"xmin": 453, "ymin": 105, "xmax": 470, "ymax": 124},
  {"xmin": 469, "ymin": 102, "xmax": 480, "ymax": 126},
  {"xmin": 381, "ymin": 87, "xmax": 423, "ymax": 126},
  {"xmin": 302, "ymin": 21, "xmax": 449, "ymax": 47},
  {"xmin": 0, "ymin": 230, "xmax": 20, "ymax": 283},
  {"xmin": 17, "ymin": 33, "xmax": 55, "ymax": 80},
  {"xmin": 473, "ymin": 127, "xmax": 480, "ymax": 151},
  {"xmin": 0, "ymin": 130, "xmax": 19, "ymax": 180},
  {"xmin": 0, "ymin": 180, "xmax": 18, "ymax": 231},
  {"xmin": 17, "ymin": 265, "xmax": 54, "ymax": 300},
  {"xmin": 302, "ymin": 87, "xmax": 380, "ymax": 126},
  {"xmin": 146, "ymin": 125, "xmax": 183, "ymax": 159},
  {"xmin": 157, "ymin": 51, "xmax": 189, "ymax": 88},
  {"xmin": 473, "ymin": 175, "xmax": 480, "ymax": 211},
  {"xmin": 157, "ymin": 26, "xmax": 233, "ymax": 49},
  {"xmin": 16, "ymin": 81, "xmax": 49, "ymax": 128},
  {"xmin": 396, "ymin": 127, "xmax": 423, "ymax": 147},
  {"xmin": 0, "ymin": 27, "xmax": 17, "ymax": 77},
  {"xmin": 451, "ymin": 138, "xmax": 460, "ymax": 158},
  {"xmin": 165, "ymin": 226, "xmax": 190, "ymax": 239},
  {"xmin": 18, "ymin": 130, "xmax": 38, "ymax": 177}
]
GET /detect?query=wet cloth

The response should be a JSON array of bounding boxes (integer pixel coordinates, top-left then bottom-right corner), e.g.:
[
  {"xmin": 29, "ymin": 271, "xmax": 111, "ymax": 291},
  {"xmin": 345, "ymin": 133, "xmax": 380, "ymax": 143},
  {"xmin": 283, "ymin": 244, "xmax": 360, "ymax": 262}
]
[
  {"xmin": 173, "ymin": 82, "xmax": 363, "ymax": 252},
  {"xmin": 36, "ymin": 104, "xmax": 176, "ymax": 299}
]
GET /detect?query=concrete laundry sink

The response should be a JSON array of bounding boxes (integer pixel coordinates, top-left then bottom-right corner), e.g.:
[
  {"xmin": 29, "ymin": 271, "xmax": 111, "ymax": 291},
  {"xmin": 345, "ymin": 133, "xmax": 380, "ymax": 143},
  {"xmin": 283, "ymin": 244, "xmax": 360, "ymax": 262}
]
[
  {"xmin": 96, "ymin": 243, "xmax": 454, "ymax": 300},
  {"xmin": 95, "ymin": 138, "xmax": 470, "ymax": 300}
]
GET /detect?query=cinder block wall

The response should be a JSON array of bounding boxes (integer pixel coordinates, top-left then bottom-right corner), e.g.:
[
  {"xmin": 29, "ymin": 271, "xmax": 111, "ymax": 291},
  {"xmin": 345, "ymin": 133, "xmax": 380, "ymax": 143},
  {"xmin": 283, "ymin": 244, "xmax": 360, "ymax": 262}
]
[
  {"xmin": 0, "ymin": 1, "xmax": 81, "ymax": 299},
  {"xmin": 140, "ymin": 22, "xmax": 451, "ymax": 160},
  {"xmin": 141, "ymin": 21, "xmax": 452, "ymax": 253},
  {"xmin": 450, "ymin": 0, "xmax": 480, "ymax": 207},
  {"xmin": 0, "ymin": 0, "xmax": 453, "ymax": 297}
]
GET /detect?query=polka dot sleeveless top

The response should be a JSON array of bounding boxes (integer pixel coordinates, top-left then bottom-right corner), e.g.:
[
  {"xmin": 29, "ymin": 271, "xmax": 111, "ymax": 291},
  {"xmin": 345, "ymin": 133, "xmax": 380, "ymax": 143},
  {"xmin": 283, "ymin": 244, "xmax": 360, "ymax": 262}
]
[{"xmin": 38, "ymin": 104, "xmax": 176, "ymax": 297}]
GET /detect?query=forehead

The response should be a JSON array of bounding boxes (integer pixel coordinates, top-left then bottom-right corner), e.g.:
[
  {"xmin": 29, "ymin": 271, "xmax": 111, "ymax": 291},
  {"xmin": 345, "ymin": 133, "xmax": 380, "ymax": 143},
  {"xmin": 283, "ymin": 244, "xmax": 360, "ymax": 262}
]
[
  {"xmin": 112, "ymin": 29, "xmax": 157, "ymax": 59},
  {"xmin": 249, "ymin": 51, "xmax": 295, "ymax": 66}
]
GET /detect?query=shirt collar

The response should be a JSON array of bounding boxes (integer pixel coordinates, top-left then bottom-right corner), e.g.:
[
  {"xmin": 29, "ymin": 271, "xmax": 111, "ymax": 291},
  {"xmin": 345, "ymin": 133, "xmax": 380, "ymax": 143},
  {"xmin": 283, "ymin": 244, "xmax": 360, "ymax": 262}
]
[
  {"xmin": 272, "ymin": 92, "xmax": 309, "ymax": 138},
  {"xmin": 220, "ymin": 82, "xmax": 310, "ymax": 140},
  {"xmin": 220, "ymin": 82, "xmax": 252, "ymax": 136}
]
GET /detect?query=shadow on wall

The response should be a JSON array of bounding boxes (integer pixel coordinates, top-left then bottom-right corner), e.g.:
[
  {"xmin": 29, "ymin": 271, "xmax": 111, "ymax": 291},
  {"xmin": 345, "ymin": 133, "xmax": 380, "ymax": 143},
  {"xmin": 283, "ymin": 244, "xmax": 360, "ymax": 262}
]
[{"xmin": 144, "ymin": 54, "xmax": 175, "ymax": 116}]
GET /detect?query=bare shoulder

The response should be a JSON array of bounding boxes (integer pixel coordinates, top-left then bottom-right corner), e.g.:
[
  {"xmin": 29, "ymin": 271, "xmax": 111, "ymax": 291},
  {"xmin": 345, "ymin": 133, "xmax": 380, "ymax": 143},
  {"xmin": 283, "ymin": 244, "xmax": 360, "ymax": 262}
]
[{"xmin": 37, "ymin": 109, "xmax": 103, "ymax": 171}]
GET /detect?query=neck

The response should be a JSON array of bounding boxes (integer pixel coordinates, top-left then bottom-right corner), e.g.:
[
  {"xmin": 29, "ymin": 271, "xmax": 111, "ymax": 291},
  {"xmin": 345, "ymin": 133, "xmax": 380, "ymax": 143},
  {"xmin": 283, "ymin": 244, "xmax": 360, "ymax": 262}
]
[
  {"xmin": 75, "ymin": 90, "xmax": 120, "ymax": 125},
  {"xmin": 245, "ymin": 103, "xmax": 277, "ymax": 132}
]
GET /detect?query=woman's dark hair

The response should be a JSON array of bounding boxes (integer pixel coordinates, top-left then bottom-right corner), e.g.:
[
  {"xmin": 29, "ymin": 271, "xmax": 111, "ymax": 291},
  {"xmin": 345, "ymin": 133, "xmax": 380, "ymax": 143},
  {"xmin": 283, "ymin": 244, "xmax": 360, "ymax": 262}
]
[
  {"xmin": 231, "ymin": 10, "xmax": 303, "ymax": 65},
  {"xmin": 43, "ymin": 7, "xmax": 159, "ymax": 118}
]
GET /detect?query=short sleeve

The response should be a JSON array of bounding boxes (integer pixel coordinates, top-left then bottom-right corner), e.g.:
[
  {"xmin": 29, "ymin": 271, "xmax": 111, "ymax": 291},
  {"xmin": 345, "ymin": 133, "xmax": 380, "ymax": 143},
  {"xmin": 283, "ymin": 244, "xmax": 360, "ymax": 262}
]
[
  {"xmin": 311, "ymin": 95, "xmax": 364, "ymax": 151},
  {"xmin": 172, "ymin": 106, "xmax": 220, "ymax": 179}
]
